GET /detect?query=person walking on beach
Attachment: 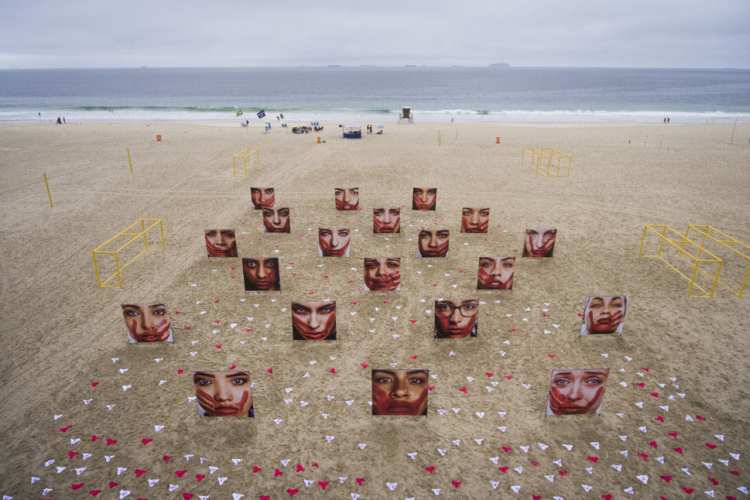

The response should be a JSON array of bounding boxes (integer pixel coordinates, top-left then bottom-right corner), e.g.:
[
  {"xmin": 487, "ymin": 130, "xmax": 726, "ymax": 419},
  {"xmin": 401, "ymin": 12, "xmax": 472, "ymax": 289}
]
[{"xmin": 56, "ymin": 117, "xmax": 62, "ymax": 125}]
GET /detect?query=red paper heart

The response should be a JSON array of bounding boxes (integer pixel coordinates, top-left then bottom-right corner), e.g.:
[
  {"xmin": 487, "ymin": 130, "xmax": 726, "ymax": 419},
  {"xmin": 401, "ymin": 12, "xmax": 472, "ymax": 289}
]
[
  {"xmin": 195, "ymin": 474, "xmax": 205, "ymax": 482},
  {"xmin": 286, "ymin": 488, "xmax": 299, "ymax": 496},
  {"xmin": 695, "ymin": 415, "xmax": 705, "ymax": 421},
  {"xmin": 730, "ymin": 469, "xmax": 740, "ymax": 476},
  {"xmin": 498, "ymin": 466, "xmax": 509, "ymax": 473},
  {"xmin": 90, "ymin": 435, "xmax": 99, "ymax": 442},
  {"xmin": 659, "ymin": 475, "xmax": 673, "ymax": 482},
  {"xmin": 252, "ymin": 465, "xmax": 263, "ymax": 474},
  {"xmin": 107, "ymin": 481, "xmax": 118, "ymax": 489},
  {"xmin": 328, "ymin": 367, "xmax": 337, "ymax": 374},
  {"xmin": 640, "ymin": 367, "xmax": 651, "ymax": 373},
  {"xmin": 295, "ymin": 464, "xmax": 305, "ymax": 472},
  {"xmin": 68, "ymin": 450, "xmax": 78, "ymax": 459},
  {"xmin": 547, "ymin": 353, "xmax": 556, "ymax": 359},
  {"xmin": 175, "ymin": 470, "xmax": 187, "ymax": 478},
  {"xmin": 318, "ymin": 480, "xmax": 330, "ymax": 490},
  {"xmin": 351, "ymin": 300, "xmax": 358, "ymax": 305},
  {"xmin": 274, "ymin": 468, "xmax": 283, "ymax": 477},
  {"xmin": 409, "ymin": 319, "xmax": 417, "ymax": 324},
  {"xmin": 649, "ymin": 440, "xmax": 658, "ymax": 448},
  {"xmin": 650, "ymin": 390, "xmax": 660, "ymax": 397},
  {"xmin": 559, "ymin": 469, "xmax": 569, "ymax": 477},
  {"xmin": 586, "ymin": 455, "xmax": 599, "ymax": 463},
  {"xmin": 260, "ymin": 496, "xmax": 271, "ymax": 500},
  {"xmin": 501, "ymin": 445, "xmax": 513, "ymax": 453},
  {"xmin": 71, "ymin": 483, "xmax": 85, "ymax": 490},
  {"xmin": 636, "ymin": 382, "xmax": 646, "ymax": 389},
  {"xmin": 59, "ymin": 424, "xmax": 73, "ymax": 433},
  {"xmin": 602, "ymin": 494, "xmax": 613, "ymax": 500},
  {"xmin": 655, "ymin": 415, "xmax": 665, "ymax": 423},
  {"xmin": 141, "ymin": 437, "xmax": 153, "ymax": 445},
  {"xmin": 266, "ymin": 367, "xmax": 273, "ymax": 375},
  {"xmin": 360, "ymin": 361, "xmax": 369, "ymax": 369},
  {"xmin": 106, "ymin": 438, "xmax": 118, "ymax": 446},
  {"xmin": 458, "ymin": 386, "xmax": 468, "ymax": 394},
  {"xmin": 427, "ymin": 384, "xmax": 436, "ymax": 392},
  {"xmin": 162, "ymin": 454, "xmax": 172, "ymax": 462},
  {"xmin": 530, "ymin": 459, "xmax": 540, "ymax": 467},
  {"xmin": 214, "ymin": 343, "xmax": 222, "ymax": 350},
  {"xmin": 533, "ymin": 496, "xmax": 541, "ymax": 500},
  {"xmin": 89, "ymin": 489, "xmax": 101, "ymax": 497},
  {"xmin": 639, "ymin": 452, "xmax": 650, "ymax": 461},
  {"xmin": 183, "ymin": 324, "xmax": 192, "ymax": 330},
  {"xmin": 681, "ymin": 486, "xmax": 695, "ymax": 494},
  {"xmin": 709, "ymin": 477, "xmax": 719, "ymax": 486},
  {"xmin": 355, "ymin": 477, "xmax": 365, "ymax": 486},
  {"xmin": 228, "ymin": 363, "xmax": 237, "ymax": 370},
  {"xmin": 503, "ymin": 374, "xmax": 513, "ymax": 380},
  {"xmin": 451, "ymin": 480, "xmax": 461, "ymax": 489},
  {"xmin": 667, "ymin": 431, "xmax": 679, "ymax": 439},
  {"xmin": 90, "ymin": 380, "xmax": 100, "ymax": 388},
  {"xmin": 135, "ymin": 469, "xmax": 146, "ymax": 477},
  {"xmin": 674, "ymin": 447, "xmax": 685, "ymax": 454},
  {"xmin": 183, "ymin": 493, "xmax": 194, "ymax": 500},
  {"xmin": 424, "ymin": 465, "xmax": 436, "ymax": 473},
  {"xmin": 409, "ymin": 355, "xmax": 418, "ymax": 360},
  {"xmin": 312, "ymin": 462, "xmax": 319, "ymax": 468},
  {"xmin": 706, "ymin": 442, "xmax": 717, "ymax": 449},
  {"xmin": 177, "ymin": 368, "xmax": 185, "ymax": 375},
  {"xmin": 484, "ymin": 371, "xmax": 495, "ymax": 378}
]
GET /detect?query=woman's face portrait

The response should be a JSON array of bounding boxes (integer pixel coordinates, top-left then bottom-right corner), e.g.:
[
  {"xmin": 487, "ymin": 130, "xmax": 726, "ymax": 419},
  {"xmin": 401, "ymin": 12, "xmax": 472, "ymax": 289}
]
[
  {"xmin": 242, "ymin": 257, "xmax": 280, "ymax": 291},
  {"xmin": 204, "ymin": 229, "xmax": 238, "ymax": 257},
  {"xmin": 262, "ymin": 207, "xmax": 290, "ymax": 233},
  {"xmin": 319, "ymin": 228, "xmax": 351, "ymax": 256},
  {"xmin": 412, "ymin": 187, "xmax": 437, "ymax": 210},
  {"xmin": 291, "ymin": 301, "xmax": 337, "ymax": 340},
  {"xmin": 418, "ymin": 229, "xmax": 450, "ymax": 257},
  {"xmin": 523, "ymin": 228, "xmax": 557, "ymax": 257},
  {"xmin": 251, "ymin": 187, "xmax": 275, "ymax": 209},
  {"xmin": 364, "ymin": 258, "xmax": 401, "ymax": 291},
  {"xmin": 548, "ymin": 369, "xmax": 609, "ymax": 416},
  {"xmin": 373, "ymin": 208, "xmax": 400, "ymax": 233},
  {"xmin": 461, "ymin": 208, "xmax": 490, "ymax": 233},
  {"xmin": 372, "ymin": 369, "xmax": 429, "ymax": 416},
  {"xmin": 193, "ymin": 370, "xmax": 254, "ymax": 417},
  {"xmin": 122, "ymin": 303, "xmax": 172, "ymax": 343},
  {"xmin": 583, "ymin": 296, "xmax": 627, "ymax": 334},
  {"xmin": 477, "ymin": 256, "xmax": 515, "ymax": 289},
  {"xmin": 335, "ymin": 187, "xmax": 359, "ymax": 210},
  {"xmin": 434, "ymin": 299, "xmax": 478, "ymax": 338}
]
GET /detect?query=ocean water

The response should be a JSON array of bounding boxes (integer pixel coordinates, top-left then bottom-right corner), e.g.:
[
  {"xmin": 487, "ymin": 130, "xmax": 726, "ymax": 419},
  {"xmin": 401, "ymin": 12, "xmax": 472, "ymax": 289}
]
[{"xmin": 1, "ymin": 67, "xmax": 749, "ymax": 124}]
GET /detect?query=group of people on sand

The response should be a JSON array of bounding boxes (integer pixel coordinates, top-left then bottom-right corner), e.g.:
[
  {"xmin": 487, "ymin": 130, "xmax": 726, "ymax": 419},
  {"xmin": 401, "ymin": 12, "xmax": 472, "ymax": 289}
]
[
  {"xmin": 663, "ymin": 116, "xmax": 671, "ymax": 124},
  {"xmin": 56, "ymin": 116, "xmax": 67, "ymax": 125}
]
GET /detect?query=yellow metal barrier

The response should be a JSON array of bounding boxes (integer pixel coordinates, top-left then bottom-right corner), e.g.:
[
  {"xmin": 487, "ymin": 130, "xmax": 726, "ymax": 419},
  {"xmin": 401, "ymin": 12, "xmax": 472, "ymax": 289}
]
[
  {"xmin": 639, "ymin": 224, "xmax": 723, "ymax": 298},
  {"xmin": 232, "ymin": 147, "xmax": 257, "ymax": 177},
  {"xmin": 681, "ymin": 225, "xmax": 750, "ymax": 298},
  {"xmin": 92, "ymin": 218, "xmax": 166, "ymax": 288},
  {"xmin": 522, "ymin": 147, "xmax": 573, "ymax": 177}
]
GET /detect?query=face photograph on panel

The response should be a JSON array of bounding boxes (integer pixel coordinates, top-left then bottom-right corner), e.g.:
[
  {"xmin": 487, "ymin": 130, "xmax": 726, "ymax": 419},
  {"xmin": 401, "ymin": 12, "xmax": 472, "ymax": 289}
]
[
  {"xmin": 335, "ymin": 187, "xmax": 359, "ymax": 211},
  {"xmin": 477, "ymin": 256, "xmax": 515, "ymax": 289},
  {"xmin": 547, "ymin": 368, "xmax": 609, "ymax": 416},
  {"xmin": 418, "ymin": 229, "xmax": 449, "ymax": 257},
  {"xmin": 193, "ymin": 370, "xmax": 254, "ymax": 417},
  {"xmin": 122, "ymin": 303, "xmax": 174, "ymax": 343},
  {"xmin": 373, "ymin": 208, "xmax": 400, "ymax": 233},
  {"xmin": 372, "ymin": 369, "xmax": 429, "ymax": 416},
  {"xmin": 291, "ymin": 300, "xmax": 337, "ymax": 340},
  {"xmin": 262, "ymin": 207, "xmax": 290, "ymax": 233},
  {"xmin": 204, "ymin": 229, "xmax": 238, "ymax": 257},
  {"xmin": 250, "ymin": 187, "xmax": 275, "ymax": 209},
  {"xmin": 434, "ymin": 299, "xmax": 478, "ymax": 338},
  {"xmin": 412, "ymin": 187, "xmax": 437, "ymax": 210},
  {"xmin": 318, "ymin": 228, "xmax": 351, "ymax": 256},
  {"xmin": 580, "ymin": 295, "xmax": 628, "ymax": 335},
  {"xmin": 460, "ymin": 207, "xmax": 490, "ymax": 233},
  {"xmin": 363, "ymin": 257, "xmax": 401, "ymax": 291},
  {"xmin": 523, "ymin": 228, "xmax": 557, "ymax": 257},
  {"xmin": 242, "ymin": 257, "xmax": 281, "ymax": 291}
]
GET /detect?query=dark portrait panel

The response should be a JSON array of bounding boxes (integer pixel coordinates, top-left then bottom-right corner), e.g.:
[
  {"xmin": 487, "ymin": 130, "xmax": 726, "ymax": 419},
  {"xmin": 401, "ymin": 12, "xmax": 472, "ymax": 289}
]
[
  {"xmin": 251, "ymin": 187, "xmax": 275, "ymax": 209},
  {"xmin": 547, "ymin": 368, "xmax": 609, "ymax": 416},
  {"xmin": 373, "ymin": 208, "xmax": 400, "ymax": 233},
  {"xmin": 372, "ymin": 369, "xmax": 429, "ymax": 416},
  {"xmin": 477, "ymin": 256, "xmax": 515, "ymax": 289},
  {"xmin": 434, "ymin": 299, "xmax": 478, "ymax": 338},
  {"xmin": 262, "ymin": 207, "xmax": 290, "ymax": 233},
  {"xmin": 335, "ymin": 187, "xmax": 359, "ymax": 210},
  {"xmin": 412, "ymin": 187, "xmax": 437, "ymax": 210},
  {"xmin": 204, "ymin": 229, "xmax": 238, "ymax": 257},
  {"xmin": 291, "ymin": 300, "xmax": 337, "ymax": 340},
  {"xmin": 580, "ymin": 295, "xmax": 627, "ymax": 335},
  {"xmin": 122, "ymin": 303, "xmax": 174, "ymax": 343},
  {"xmin": 364, "ymin": 257, "xmax": 401, "ymax": 291},
  {"xmin": 242, "ymin": 257, "xmax": 281, "ymax": 291},
  {"xmin": 523, "ymin": 228, "xmax": 557, "ymax": 257},
  {"xmin": 194, "ymin": 370, "xmax": 254, "ymax": 417},
  {"xmin": 418, "ymin": 229, "xmax": 449, "ymax": 257},
  {"xmin": 461, "ymin": 208, "xmax": 490, "ymax": 233}
]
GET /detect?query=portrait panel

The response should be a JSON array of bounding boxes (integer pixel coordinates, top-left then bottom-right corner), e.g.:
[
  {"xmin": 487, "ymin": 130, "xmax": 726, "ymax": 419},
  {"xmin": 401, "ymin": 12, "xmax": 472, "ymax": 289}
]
[
  {"xmin": 477, "ymin": 256, "xmax": 515, "ymax": 289},
  {"xmin": 242, "ymin": 257, "xmax": 281, "ymax": 291},
  {"xmin": 434, "ymin": 299, "xmax": 478, "ymax": 338},
  {"xmin": 291, "ymin": 300, "xmax": 337, "ymax": 340},
  {"xmin": 122, "ymin": 303, "xmax": 174, "ymax": 343},
  {"xmin": 204, "ymin": 229, "xmax": 238, "ymax": 258},
  {"xmin": 335, "ymin": 187, "xmax": 359, "ymax": 210},
  {"xmin": 251, "ymin": 187, "xmax": 275, "ymax": 209},
  {"xmin": 418, "ymin": 229, "xmax": 450, "ymax": 257},
  {"xmin": 412, "ymin": 187, "xmax": 437, "ymax": 210},
  {"xmin": 262, "ymin": 207, "xmax": 290, "ymax": 233},
  {"xmin": 364, "ymin": 257, "xmax": 401, "ymax": 291},
  {"xmin": 373, "ymin": 208, "xmax": 400, "ymax": 234},
  {"xmin": 460, "ymin": 208, "xmax": 490, "ymax": 233},
  {"xmin": 523, "ymin": 228, "xmax": 557, "ymax": 257},
  {"xmin": 580, "ymin": 295, "xmax": 628, "ymax": 335},
  {"xmin": 547, "ymin": 368, "xmax": 609, "ymax": 416},
  {"xmin": 318, "ymin": 228, "xmax": 351, "ymax": 257},
  {"xmin": 194, "ymin": 370, "xmax": 254, "ymax": 417},
  {"xmin": 372, "ymin": 369, "xmax": 429, "ymax": 416}
]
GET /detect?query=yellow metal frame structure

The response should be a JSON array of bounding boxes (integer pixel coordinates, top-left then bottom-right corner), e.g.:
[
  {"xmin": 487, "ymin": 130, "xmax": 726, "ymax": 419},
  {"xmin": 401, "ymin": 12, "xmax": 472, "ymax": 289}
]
[
  {"xmin": 91, "ymin": 218, "xmax": 166, "ymax": 288},
  {"xmin": 232, "ymin": 147, "xmax": 258, "ymax": 177},
  {"xmin": 681, "ymin": 225, "xmax": 750, "ymax": 298},
  {"xmin": 522, "ymin": 147, "xmax": 573, "ymax": 177},
  {"xmin": 639, "ymin": 224, "xmax": 723, "ymax": 298}
]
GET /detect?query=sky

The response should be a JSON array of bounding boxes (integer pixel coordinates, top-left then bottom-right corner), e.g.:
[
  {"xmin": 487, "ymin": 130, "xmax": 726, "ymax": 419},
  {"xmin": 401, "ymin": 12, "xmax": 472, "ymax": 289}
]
[{"xmin": 1, "ymin": 0, "xmax": 749, "ymax": 69}]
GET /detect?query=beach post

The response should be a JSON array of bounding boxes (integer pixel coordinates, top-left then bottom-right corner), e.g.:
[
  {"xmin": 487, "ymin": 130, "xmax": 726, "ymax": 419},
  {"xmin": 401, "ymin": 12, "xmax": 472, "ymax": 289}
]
[
  {"xmin": 496, "ymin": 136, "xmax": 501, "ymax": 144},
  {"xmin": 155, "ymin": 133, "xmax": 162, "ymax": 142},
  {"xmin": 316, "ymin": 135, "xmax": 321, "ymax": 144},
  {"xmin": 43, "ymin": 173, "xmax": 54, "ymax": 208},
  {"xmin": 127, "ymin": 147, "xmax": 134, "ymax": 174}
]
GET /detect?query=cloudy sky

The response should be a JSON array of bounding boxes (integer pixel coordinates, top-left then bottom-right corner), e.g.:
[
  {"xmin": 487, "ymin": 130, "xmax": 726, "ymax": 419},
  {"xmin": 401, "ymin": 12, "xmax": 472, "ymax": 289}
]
[{"xmin": 1, "ymin": 0, "xmax": 749, "ymax": 69}]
